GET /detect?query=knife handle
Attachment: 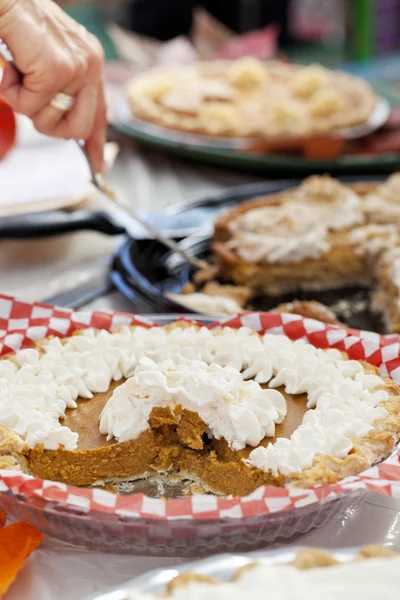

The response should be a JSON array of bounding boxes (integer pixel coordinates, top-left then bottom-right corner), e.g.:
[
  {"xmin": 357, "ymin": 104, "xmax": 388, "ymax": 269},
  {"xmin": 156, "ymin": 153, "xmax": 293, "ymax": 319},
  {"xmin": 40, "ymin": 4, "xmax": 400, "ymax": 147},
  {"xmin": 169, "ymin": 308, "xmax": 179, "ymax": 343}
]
[{"xmin": 0, "ymin": 209, "xmax": 126, "ymax": 239}]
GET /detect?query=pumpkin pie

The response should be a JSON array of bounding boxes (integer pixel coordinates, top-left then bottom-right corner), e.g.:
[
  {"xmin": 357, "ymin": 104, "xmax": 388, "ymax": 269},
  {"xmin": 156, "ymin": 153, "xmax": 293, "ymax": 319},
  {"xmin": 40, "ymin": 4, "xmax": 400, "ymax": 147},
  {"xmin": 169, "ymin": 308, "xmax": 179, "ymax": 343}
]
[
  {"xmin": 1, "ymin": 322, "xmax": 399, "ymax": 496},
  {"xmin": 209, "ymin": 173, "xmax": 400, "ymax": 332},
  {"xmin": 127, "ymin": 59, "xmax": 378, "ymax": 140},
  {"xmin": 213, "ymin": 175, "xmax": 370, "ymax": 295}
]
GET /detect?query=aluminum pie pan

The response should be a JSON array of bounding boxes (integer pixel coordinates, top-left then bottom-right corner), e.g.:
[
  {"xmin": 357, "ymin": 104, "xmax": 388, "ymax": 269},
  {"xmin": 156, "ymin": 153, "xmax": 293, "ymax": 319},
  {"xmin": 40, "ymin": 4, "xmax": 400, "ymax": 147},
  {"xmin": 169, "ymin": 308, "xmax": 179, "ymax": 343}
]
[{"xmin": 83, "ymin": 546, "xmax": 367, "ymax": 599}]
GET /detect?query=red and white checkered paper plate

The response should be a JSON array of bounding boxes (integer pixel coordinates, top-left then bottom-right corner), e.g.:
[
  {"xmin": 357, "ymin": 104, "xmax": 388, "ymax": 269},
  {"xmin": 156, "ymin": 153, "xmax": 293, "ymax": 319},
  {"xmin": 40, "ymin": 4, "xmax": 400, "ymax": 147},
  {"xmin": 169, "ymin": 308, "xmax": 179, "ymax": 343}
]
[{"xmin": 0, "ymin": 293, "xmax": 399, "ymax": 555}]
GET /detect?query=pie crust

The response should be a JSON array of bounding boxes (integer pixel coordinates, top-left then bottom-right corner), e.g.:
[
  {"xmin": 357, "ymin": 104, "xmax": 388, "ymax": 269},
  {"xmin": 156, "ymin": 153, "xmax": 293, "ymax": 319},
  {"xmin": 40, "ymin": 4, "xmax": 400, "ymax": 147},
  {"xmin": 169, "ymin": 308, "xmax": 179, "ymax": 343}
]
[
  {"xmin": 127, "ymin": 60, "xmax": 378, "ymax": 140},
  {"xmin": 177, "ymin": 280, "xmax": 343, "ymax": 323},
  {"xmin": 1, "ymin": 322, "xmax": 399, "ymax": 497},
  {"xmin": 179, "ymin": 281, "xmax": 341, "ymax": 322},
  {"xmin": 272, "ymin": 300, "xmax": 342, "ymax": 325}
]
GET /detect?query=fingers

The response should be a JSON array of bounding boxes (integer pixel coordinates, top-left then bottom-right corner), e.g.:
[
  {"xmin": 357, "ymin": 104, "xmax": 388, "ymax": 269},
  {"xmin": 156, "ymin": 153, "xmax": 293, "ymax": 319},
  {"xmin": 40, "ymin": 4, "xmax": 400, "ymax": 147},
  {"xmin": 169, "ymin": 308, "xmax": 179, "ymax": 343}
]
[
  {"xmin": 0, "ymin": 48, "xmax": 78, "ymax": 117},
  {"xmin": 31, "ymin": 32, "xmax": 104, "ymax": 140},
  {"xmin": 0, "ymin": 40, "xmax": 107, "ymax": 173},
  {"xmin": 84, "ymin": 81, "xmax": 107, "ymax": 174},
  {"xmin": 33, "ymin": 83, "xmax": 98, "ymax": 140},
  {"xmin": 0, "ymin": 6, "xmax": 105, "ymax": 143},
  {"xmin": 0, "ymin": 0, "xmax": 91, "ymax": 117}
]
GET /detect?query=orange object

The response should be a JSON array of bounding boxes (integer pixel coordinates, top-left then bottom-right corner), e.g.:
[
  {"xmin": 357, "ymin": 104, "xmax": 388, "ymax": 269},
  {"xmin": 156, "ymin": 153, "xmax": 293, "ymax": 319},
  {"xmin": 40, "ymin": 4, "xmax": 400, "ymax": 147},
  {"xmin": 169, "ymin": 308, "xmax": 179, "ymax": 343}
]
[
  {"xmin": 0, "ymin": 522, "xmax": 43, "ymax": 597},
  {"xmin": 247, "ymin": 135, "xmax": 345, "ymax": 159},
  {"xmin": 0, "ymin": 510, "xmax": 5, "ymax": 529},
  {"xmin": 303, "ymin": 136, "xmax": 345, "ymax": 159}
]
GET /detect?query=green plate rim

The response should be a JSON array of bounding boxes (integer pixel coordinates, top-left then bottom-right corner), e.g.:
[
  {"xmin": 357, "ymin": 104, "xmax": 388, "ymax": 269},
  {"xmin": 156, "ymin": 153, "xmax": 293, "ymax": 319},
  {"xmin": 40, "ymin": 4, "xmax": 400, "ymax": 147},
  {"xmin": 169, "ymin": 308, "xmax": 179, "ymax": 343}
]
[{"xmin": 111, "ymin": 85, "xmax": 400, "ymax": 174}]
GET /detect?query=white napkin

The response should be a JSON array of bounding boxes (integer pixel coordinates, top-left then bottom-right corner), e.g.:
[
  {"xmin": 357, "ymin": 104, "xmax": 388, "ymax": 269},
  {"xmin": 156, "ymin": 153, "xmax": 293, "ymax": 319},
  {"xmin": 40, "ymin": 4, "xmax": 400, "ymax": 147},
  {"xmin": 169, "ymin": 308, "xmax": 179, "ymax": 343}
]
[
  {"xmin": 0, "ymin": 140, "xmax": 90, "ymax": 211},
  {"xmin": 0, "ymin": 116, "xmax": 118, "ymax": 216}
]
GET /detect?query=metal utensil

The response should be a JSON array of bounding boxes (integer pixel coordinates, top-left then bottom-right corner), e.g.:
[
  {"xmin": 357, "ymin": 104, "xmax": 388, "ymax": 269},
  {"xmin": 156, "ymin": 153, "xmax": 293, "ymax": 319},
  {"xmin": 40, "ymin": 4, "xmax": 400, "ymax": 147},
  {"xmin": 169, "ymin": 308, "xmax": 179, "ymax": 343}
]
[
  {"xmin": 0, "ymin": 38, "xmax": 206, "ymax": 271},
  {"xmin": 77, "ymin": 142, "xmax": 207, "ymax": 270}
]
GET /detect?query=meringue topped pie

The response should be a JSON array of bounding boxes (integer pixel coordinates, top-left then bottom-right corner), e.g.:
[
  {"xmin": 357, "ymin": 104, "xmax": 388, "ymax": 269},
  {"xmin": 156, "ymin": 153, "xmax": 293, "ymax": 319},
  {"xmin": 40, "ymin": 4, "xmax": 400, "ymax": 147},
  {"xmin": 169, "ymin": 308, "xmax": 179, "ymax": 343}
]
[
  {"xmin": 126, "ymin": 545, "xmax": 399, "ymax": 600},
  {"xmin": 1, "ymin": 323, "xmax": 399, "ymax": 496},
  {"xmin": 211, "ymin": 173, "xmax": 400, "ymax": 333},
  {"xmin": 127, "ymin": 59, "xmax": 378, "ymax": 140}
]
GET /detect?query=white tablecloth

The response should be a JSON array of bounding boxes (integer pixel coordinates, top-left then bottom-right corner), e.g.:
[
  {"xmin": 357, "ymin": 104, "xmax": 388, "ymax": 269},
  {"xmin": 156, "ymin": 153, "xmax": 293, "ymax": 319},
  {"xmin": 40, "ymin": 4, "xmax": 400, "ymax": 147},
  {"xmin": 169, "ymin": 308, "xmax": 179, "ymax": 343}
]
[
  {"xmin": 0, "ymin": 142, "xmax": 258, "ymax": 303},
  {"xmin": 2, "ymin": 139, "xmax": 400, "ymax": 600}
]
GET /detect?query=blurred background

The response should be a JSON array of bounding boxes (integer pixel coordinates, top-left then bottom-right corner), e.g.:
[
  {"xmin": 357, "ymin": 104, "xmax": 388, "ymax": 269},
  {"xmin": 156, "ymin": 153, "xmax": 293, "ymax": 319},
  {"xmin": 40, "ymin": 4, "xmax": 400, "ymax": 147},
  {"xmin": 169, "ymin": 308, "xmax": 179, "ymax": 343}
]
[
  {"xmin": 61, "ymin": 0, "xmax": 400, "ymax": 84},
  {"xmin": 3, "ymin": 0, "xmax": 400, "ymax": 308}
]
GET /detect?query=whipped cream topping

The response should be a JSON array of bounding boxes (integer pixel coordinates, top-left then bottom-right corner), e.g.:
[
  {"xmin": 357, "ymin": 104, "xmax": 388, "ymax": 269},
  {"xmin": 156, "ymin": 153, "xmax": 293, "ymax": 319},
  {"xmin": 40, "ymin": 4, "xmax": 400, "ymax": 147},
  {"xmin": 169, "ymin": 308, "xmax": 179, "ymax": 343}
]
[
  {"xmin": 364, "ymin": 173, "xmax": 400, "ymax": 222},
  {"xmin": 227, "ymin": 224, "xmax": 331, "ymax": 264},
  {"xmin": 247, "ymin": 334, "xmax": 388, "ymax": 475},
  {"xmin": 227, "ymin": 176, "xmax": 365, "ymax": 264},
  {"xmin": 0, "ymin": 355, "xmax": 79, "ymax": 451},
  {"xmin": 127, "ymin": 556, "xmax": 400, "ymax": 600},
  {"xmin": 0, "ymin": 326, "xmax": 389, "ymax": 478},
  {"xmin": 349, "ymin": 224, "xmax": 399, "ymax": 257},
  {"xmin": 100, "ymin": 358, "xmax": 286, "ymax": 450}
]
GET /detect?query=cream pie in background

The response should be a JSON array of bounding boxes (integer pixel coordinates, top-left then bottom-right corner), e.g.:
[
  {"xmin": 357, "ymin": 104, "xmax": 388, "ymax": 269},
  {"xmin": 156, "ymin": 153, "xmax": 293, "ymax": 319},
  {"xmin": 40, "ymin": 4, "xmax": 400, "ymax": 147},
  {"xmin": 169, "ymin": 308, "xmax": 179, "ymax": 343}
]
[
  {"xmin": 126, "ymin": 546, "xmax": 399, "ymax": 600},
  {"xmin": 127, "ymin": 59, "xmax": 378, "ymax": 140},
  {"xmin": 203, "ymin": 173, "xmax": 400, "ymax": 333},
  {"xmin": 1, "ymin": 322, "xmax": 399, "ymax": 496}
]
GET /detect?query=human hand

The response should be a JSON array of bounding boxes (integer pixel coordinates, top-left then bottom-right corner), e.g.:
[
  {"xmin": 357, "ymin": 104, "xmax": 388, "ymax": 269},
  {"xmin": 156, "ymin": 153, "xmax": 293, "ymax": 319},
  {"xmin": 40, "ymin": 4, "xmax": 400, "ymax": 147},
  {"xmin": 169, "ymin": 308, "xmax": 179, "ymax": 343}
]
[{"xmin": 0, "ymin": 0, "xmax": 106, "ymax": 172}]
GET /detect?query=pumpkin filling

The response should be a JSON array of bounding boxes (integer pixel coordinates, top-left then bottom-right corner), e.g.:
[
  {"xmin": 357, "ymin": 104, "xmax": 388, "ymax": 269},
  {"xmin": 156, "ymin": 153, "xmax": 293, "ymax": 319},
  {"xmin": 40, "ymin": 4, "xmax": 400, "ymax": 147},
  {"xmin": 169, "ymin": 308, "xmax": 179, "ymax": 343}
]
[{"xmin": 27, "ymin": 384, "xmax": 307, "ymax": 495}]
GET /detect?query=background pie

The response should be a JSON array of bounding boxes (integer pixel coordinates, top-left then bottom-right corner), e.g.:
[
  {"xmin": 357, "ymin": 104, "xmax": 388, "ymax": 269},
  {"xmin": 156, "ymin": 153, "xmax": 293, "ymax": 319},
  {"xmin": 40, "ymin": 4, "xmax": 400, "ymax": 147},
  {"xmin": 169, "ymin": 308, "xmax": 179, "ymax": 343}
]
[
  {"xmin": 211, "ymin": 173, "xmax": 400, "ymax": 332},
  {"xmin": 127, "ymin": 59, "xmax": 378, "ymax": 140}
]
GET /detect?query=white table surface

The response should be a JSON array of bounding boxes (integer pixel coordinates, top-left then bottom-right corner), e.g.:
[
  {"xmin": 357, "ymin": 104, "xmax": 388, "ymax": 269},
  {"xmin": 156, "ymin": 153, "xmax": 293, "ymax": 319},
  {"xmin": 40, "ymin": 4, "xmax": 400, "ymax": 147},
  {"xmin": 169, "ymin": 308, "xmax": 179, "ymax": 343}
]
[
  {"xmin": 2, "ymin": 139, "xmax": 400, "ymax": 600},
  {"xmin": 0, "ymin": 141, "xmax": 258, "ymax": 303},
  {"xmin": 6, "ymin": 493, "xmax": 400, "ymax": 600}
]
